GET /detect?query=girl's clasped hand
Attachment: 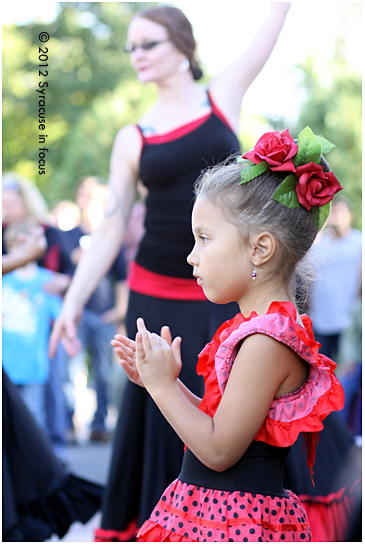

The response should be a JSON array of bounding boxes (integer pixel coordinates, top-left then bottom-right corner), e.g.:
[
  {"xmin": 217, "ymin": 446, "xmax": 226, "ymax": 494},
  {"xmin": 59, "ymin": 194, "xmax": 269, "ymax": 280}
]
[{"xmin": 111, "ymin": 319, "xmax": 182, "ymax": 393}]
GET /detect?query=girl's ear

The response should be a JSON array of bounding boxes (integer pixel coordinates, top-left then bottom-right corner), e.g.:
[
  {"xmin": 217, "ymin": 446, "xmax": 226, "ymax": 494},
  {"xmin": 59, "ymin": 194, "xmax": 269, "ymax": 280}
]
[{"xmin": 251, "ymin": 232, "xmax": 276, "ymax": 265}]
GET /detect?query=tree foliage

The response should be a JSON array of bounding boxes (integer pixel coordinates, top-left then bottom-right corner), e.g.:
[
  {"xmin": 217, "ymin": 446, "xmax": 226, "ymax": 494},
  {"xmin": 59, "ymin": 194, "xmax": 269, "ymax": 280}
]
[{"xmin": 3, "ymin": 2, "xmax": 156, "ymax": 203}]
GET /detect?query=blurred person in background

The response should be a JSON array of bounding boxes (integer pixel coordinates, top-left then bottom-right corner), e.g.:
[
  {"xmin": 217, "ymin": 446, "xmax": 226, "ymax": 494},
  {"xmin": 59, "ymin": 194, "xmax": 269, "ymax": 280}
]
[
  {"xmin": 2, "ymin": 219, "xmax": 62, "ymax": 432},
  {"xmin": 50, "ymin": 199, "xmax": 81, "ymax": 232},
  {"xmin": 2, "ymin": 172, "xmax": 73, "ymax": 460},
  {"xmin": 2, "ymin": 223, "xmax": 47, "ymax": 275},
  {"xmin": 58, "ymin": 176, "xmax": 129, "ymax": 442},
  {"xmin": 306, "ymin": 197, "xmax": 362, "ymax": 361},
  {"xmin": 337, "ymin": 279, "xmax": 362, "ymax": 439},
  {"xmin": 49, "ymin": 3, "xmax": 291, "ymax": 540}
]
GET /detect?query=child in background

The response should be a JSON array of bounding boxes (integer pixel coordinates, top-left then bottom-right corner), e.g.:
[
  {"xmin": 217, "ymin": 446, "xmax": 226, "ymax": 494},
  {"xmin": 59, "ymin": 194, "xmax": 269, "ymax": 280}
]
[
  {"xmin": 112, "ymin": 128, "xmax": 345, "ymax": 542},
  {"xmin": 2, "ymin": 219, "xmax": 62, "ymax": 431}
]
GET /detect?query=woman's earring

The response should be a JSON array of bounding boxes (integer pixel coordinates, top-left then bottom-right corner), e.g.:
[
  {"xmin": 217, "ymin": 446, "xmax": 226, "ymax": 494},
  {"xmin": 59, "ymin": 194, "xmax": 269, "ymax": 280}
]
[
  {"xmin": 179, "ymin": 58, "xmax": 190, "ymax": 73},
  {"xmin": 251, "ymin": 265, "xmax": 257, "ymax": 280}
]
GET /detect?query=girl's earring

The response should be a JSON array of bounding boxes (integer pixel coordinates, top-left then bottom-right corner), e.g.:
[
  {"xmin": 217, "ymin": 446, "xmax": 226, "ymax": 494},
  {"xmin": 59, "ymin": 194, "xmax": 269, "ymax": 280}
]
[
  {"xmin": 179, "ymin": 58, "xmax": 190, "ymax": 73},
  {"xmin": 251, "ymin": 265, "xmax": 257, "ymax": 280}
]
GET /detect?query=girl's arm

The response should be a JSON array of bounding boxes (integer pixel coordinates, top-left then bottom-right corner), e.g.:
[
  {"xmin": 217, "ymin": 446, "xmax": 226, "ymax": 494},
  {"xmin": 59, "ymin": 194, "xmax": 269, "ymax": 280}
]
[
  {"xmin": 49, "ymin": 125, "xmax": 141, "ymax": 357},
  {"xmin": 209, "ymin": 2, "xmax": 291, "ymax": 133},
  {"xmin": 136, "ymin": 318, "xmax": 303, "ymax": 472}
]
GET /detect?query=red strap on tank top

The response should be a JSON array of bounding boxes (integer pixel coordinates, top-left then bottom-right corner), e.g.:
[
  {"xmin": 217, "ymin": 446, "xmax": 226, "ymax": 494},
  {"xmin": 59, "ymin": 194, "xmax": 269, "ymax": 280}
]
[
  {"xmin": 207, "ymin": 90, "xmax": 235, "ymax": 132},
  {"xmin": 136, "ymin": 90, "xmax": 235, "ymax": 146}
]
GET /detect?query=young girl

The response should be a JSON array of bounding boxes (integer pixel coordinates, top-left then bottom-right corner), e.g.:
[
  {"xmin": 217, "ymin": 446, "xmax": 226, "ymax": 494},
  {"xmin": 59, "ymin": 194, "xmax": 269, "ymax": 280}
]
[{"xmin": 112, "ymin": 128, "xmax": 345, "ymax": 542}]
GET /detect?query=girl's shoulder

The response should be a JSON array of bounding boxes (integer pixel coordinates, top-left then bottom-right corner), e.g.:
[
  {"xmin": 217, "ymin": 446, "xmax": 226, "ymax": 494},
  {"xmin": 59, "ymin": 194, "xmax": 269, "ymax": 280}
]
[
  {"xmin": 216, "ymin": 301, "xmax": 344, "ymax": 445},
  {"xmin": 198, "ymin": 301, "xmax": 344, "ymax": 448},
  {"xmin": 217, "ymin": 301, "xmax": 318, "ymax": 373}
]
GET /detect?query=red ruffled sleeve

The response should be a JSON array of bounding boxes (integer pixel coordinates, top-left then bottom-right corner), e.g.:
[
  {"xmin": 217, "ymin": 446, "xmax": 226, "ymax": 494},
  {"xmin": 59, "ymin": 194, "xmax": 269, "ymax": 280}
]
[{"xmin": 196, "ymin": 301, "xmax": 345, "ymax": 480}]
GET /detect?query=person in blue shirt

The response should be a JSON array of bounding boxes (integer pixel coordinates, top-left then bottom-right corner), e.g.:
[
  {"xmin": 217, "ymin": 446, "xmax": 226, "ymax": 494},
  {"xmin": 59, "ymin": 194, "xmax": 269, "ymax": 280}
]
[
  {"xmin": 307, "ymin": 197, "xmax": 362, "ymax": 360},
  {"xmin": 2, "ymin": 219, "xmax": 62, "ymax": 431}
]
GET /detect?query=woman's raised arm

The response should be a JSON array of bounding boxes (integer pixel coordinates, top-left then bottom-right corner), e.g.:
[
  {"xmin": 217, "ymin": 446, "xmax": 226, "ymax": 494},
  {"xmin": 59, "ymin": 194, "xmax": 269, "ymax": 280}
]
[{"xmin": 209, "ymin": 2, "xmax": 291, "ymax": 132}]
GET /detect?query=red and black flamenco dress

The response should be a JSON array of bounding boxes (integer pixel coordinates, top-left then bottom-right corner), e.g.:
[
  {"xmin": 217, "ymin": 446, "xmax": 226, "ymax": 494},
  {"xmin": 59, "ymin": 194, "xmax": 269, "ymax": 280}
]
[{"xmin": 137, "ymin": 301, "xmax": 345, "ymax": 542}]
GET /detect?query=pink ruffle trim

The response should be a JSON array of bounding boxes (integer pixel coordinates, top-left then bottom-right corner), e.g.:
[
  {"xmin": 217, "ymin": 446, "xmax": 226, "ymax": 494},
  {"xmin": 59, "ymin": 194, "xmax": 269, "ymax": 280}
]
[
  {"xmin": 255, "ymin": 371, "xmax": 344, "ymax": 447},
  {"xmin": 197, "ymin": 301, "xmax": 344, "ymax": 446}
]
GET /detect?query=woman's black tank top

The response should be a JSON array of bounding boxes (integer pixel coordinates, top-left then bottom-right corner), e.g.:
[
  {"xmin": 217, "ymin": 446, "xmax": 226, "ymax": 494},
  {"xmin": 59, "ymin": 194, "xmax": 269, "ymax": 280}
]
[{"xmin": 135, "ymin": 105, "xmax": 240, "ymax": 278}]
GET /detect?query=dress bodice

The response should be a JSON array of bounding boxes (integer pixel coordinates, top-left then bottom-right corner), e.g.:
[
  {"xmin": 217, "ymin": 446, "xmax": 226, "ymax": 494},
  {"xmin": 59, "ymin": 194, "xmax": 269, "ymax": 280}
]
[{"xmin": 196, "ymin": 301, "xmax": 345, "ymax": 478}]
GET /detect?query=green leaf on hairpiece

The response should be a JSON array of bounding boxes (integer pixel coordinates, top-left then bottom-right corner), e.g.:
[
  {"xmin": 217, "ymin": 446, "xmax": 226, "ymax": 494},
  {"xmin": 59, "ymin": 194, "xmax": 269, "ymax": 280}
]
[
  {"xmin": 317, "ymin": 202, "xmax": 331, "ymax": 230},
  {"xmin": 315, "ymin": 136, "xmax": 336, "ymax": 154},
  {"xmin": 294, "ymin": 126, "xmax": 322, "ymax": 167},
  {"xmin": 272, "ymin": 175, "xmax": 301, "ymax": 209},
  {"xmin": 240, "ymin": 161, "xmax": 269, "ymax": 184}
]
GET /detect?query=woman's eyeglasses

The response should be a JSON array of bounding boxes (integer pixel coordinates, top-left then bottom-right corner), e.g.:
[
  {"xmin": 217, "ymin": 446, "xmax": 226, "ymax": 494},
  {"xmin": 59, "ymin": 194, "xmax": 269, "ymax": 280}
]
[{"xmin": 124, "ymin": 39, "xmax": 170, "ymax": 54}]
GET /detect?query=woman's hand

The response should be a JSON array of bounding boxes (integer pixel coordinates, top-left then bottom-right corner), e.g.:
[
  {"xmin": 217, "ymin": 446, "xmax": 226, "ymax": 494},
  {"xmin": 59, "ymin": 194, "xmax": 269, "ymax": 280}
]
[
  {"xmin": 135, "ymin": 318, "xmax": 182, "ymax": 395},
  {"xmin": 49, "ymin": 300, "xmax": 83, "ymax": 357},
  {"xmin": 111, "ymin": 333, "xmax": 144, "ymax": 387}
]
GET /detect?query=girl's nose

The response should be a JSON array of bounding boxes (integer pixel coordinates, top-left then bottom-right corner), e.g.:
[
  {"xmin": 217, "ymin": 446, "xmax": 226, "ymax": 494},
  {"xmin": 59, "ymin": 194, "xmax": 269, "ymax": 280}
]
[{"xmin": 187, "ymin": 246, "xmax": 197, "ymax": 267}]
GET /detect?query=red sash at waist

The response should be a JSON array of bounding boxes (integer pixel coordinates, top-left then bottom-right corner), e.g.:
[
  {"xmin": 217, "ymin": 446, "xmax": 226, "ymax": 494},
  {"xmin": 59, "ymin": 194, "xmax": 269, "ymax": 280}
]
[{"xmin": 128, "ymin": 261, "xmax": 207, "ymax": 301}]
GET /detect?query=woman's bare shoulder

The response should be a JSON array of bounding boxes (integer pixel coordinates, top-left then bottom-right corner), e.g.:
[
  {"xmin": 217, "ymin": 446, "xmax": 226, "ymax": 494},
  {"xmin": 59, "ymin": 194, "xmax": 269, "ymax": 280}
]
[{"xmin": 112, "ymin": 124, "xmax": 143, "ymax": 170}]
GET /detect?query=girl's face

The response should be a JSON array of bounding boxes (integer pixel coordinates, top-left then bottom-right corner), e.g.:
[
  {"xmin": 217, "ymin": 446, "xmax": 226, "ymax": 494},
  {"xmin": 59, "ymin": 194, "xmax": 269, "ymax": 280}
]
[
  {"xmin": 2, "ymin": 189, "xmax": 28, "ymax": 224},
  {"xmin": 126, "ymin": 17, "xmax": 185, "ymax": 83},
  {"xmin": 187, "ymin": 196, "xmax": 252, "ymax": 306}
]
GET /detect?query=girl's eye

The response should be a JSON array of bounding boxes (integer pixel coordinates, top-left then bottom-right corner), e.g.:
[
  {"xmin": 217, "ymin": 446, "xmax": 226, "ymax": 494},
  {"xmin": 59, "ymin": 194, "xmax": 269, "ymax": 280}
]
[{"xmin": 199, "ymin": 235, "xmax": 208, "ymax": 244}]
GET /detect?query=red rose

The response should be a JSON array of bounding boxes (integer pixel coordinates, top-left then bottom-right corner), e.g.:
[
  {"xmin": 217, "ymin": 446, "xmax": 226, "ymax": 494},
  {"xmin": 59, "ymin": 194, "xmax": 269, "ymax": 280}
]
[
  {"xmin": 242, "ymin": 129, "xmax": 298, "ymax": 172},
  {"xmin": 295, "ymin": 162, "xmax": 343, "ymax": 211}
]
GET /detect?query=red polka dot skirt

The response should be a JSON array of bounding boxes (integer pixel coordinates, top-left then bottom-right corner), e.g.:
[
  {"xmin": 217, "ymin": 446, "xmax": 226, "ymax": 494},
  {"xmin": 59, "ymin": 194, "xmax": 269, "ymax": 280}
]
[{"xmin": 137, "ymin": 479, "xmax": 311, "ymax": 542}]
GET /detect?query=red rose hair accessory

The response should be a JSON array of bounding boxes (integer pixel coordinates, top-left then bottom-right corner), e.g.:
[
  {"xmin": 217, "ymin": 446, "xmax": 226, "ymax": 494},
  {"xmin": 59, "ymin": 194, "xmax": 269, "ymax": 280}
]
[
  {"xmin": 242, "ymin": 129, "xmax": 298, "ymax": 173},
  {"xmin": 238, "ymin": 127, "xmax": 343, "ymax": 229}
]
